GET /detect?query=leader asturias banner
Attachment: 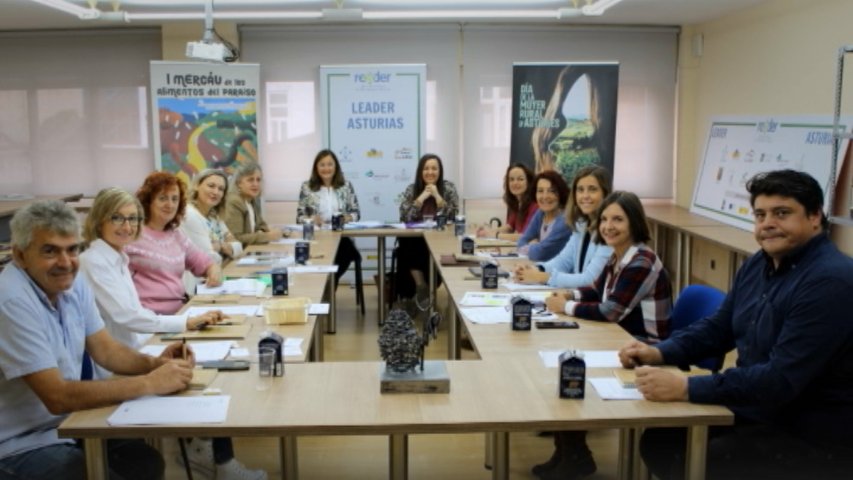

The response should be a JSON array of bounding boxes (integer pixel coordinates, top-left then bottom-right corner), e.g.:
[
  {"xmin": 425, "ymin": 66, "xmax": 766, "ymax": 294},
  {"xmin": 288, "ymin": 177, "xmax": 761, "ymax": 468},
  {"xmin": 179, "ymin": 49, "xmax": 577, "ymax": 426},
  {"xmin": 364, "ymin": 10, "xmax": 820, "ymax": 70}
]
[{"xmin": 320, "ymin": 64, "xmax": 426, "ymax": 223}]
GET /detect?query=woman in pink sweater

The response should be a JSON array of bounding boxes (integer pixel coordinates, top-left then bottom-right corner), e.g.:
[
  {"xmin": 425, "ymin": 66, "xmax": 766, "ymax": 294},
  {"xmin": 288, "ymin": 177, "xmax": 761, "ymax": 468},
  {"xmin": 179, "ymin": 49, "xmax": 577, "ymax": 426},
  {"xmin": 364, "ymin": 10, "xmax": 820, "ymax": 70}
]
[{"xmin": 126, "ymin": 172, "xmax": 222, "ymax": 314}]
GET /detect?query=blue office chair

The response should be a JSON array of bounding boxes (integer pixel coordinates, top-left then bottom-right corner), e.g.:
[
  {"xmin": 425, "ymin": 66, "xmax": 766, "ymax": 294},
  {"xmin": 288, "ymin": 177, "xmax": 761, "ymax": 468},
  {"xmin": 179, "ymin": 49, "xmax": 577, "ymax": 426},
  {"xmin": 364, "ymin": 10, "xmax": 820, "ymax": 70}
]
[{"xmin": 670, "ymin": 284, "xmax": 726, "ymax": 372}]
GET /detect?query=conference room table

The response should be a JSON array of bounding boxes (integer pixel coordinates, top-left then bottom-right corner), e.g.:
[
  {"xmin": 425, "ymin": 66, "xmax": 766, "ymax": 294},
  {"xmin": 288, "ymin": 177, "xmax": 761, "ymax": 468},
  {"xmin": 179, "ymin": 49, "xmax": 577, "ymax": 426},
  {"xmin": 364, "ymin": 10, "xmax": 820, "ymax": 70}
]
[
  {"xmin": 642, "ymin": 201, "xmax": 759, "ymax": 291},
  {"xmin": 60, "ymin": 228, "xmax": 732, "ymax": 480},
  {"xmin": 343, "ymin": 225, "xmax": 434, "ymax": 328},
  {"xmin": 423, "ymin": 229, "xmax": 733, "ymax": 480}
]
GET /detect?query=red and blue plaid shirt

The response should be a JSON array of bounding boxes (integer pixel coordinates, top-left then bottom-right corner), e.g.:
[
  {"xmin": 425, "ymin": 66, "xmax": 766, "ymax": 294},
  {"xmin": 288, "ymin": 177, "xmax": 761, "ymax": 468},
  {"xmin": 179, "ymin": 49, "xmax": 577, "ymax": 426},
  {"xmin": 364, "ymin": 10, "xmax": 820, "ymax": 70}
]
[{"xmin": 574, "ymin": 244, "xmax": 672, "ymax": 342}]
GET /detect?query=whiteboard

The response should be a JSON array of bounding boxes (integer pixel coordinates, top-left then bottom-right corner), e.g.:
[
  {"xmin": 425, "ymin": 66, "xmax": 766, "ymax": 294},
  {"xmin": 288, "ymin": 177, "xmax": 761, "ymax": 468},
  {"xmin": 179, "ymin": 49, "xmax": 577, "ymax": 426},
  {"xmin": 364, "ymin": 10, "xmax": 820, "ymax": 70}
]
[{"xmin": 691, "ymin": 116, "xmax": 850, "ymax": 231}]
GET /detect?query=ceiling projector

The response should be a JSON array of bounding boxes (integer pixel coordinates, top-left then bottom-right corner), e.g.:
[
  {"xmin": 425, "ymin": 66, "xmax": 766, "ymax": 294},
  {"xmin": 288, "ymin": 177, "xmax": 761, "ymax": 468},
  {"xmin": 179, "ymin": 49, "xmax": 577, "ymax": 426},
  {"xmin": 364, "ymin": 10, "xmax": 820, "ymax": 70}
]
[{"xmin": 186, "ymin": 41, "xmax": 229, "ymax": 62}]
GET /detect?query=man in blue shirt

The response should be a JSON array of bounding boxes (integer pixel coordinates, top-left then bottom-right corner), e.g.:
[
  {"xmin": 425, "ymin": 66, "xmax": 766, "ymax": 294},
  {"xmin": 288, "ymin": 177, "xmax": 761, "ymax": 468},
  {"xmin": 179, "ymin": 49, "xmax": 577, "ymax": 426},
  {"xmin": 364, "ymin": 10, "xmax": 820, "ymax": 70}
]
[
  {"xmin": 0, "ymin": 200, "xmax": 195, "ymax": 480},
  {"xmin": 618, "ymin": 170, "xmax": 853, "ymax": 479}
]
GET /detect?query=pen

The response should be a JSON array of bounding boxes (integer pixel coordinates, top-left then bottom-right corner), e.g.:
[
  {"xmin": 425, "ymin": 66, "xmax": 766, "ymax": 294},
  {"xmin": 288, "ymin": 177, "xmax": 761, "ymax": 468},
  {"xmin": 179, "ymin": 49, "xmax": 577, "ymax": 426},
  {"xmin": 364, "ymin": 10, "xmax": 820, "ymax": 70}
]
[{"xmin": 182, "ymin": 338, "xmax": 187, "ymax": 360}]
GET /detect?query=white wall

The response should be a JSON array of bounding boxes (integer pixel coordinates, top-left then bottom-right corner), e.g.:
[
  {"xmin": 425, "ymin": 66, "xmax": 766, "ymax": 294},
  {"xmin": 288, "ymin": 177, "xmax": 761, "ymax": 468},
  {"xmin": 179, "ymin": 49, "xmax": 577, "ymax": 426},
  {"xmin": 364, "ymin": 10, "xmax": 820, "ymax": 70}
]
[
  {"xmin": 241, "ymin": 23, "xmax": 677, "ymax": 202},
  {"xmin": 675, "ymin": 0, "xmax": 853, "ymax": 253}
]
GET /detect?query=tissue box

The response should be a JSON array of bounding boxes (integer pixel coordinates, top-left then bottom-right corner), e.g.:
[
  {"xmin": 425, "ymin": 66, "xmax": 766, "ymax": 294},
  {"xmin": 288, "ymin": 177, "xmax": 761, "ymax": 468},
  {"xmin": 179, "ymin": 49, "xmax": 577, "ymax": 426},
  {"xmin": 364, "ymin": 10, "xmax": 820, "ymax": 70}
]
[{"xmin": 263, "ymin": 297, "xmax": 310, "ymax": 325}]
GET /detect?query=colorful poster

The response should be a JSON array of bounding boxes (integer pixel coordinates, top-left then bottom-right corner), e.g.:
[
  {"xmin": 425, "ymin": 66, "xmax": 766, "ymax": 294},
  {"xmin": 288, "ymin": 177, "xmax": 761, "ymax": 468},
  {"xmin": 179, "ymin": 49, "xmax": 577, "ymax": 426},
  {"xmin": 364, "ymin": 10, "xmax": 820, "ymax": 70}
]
[
  {"xmin": 150, "ymin": 61, "xmax": 260, "ymax": 183},
  {"xmin": 320, "ymin": 65, "xmax": 426, "ymax": 223},
  {"xmin": 510, "ymin": 63, "xmax": 619, "ymax": 182},
  {"xmin": 691, "ymin": 116, "xmax": 851, "ymax": 231}
]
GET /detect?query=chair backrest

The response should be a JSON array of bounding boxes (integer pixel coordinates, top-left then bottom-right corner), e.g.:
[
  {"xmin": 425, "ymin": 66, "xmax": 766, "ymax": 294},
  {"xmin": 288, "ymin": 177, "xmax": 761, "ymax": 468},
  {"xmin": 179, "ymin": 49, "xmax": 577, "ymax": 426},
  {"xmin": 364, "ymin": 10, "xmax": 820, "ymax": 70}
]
[{"xmin": 671, "ymin": 284, "xmax": 726, "ymax": 371}]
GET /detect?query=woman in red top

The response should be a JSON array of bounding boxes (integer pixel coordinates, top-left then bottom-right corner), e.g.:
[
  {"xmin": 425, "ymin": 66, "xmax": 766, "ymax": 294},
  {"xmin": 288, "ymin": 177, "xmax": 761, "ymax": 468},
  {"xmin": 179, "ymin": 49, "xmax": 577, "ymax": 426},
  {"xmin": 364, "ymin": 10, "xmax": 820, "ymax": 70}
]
[{"xmin": 477, "ymin": 163, "xmax": 538, "ymax": 241}]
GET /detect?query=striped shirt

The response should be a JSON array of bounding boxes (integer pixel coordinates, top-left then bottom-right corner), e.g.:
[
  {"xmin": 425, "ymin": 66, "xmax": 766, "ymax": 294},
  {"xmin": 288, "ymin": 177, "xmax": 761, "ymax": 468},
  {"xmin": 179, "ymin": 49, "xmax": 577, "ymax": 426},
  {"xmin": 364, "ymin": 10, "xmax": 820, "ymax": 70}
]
[{"xmin": 573, "ymin": 244, "xmax": 672, "ymax": 342}]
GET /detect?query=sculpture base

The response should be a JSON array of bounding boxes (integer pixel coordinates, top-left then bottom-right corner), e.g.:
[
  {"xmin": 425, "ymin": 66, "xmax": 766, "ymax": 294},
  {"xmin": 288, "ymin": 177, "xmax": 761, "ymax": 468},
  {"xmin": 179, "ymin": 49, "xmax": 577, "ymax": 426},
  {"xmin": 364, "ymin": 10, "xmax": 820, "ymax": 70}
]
[{"xmin": 380, "ymin": 361, "xmax": 450, "ymax": 394}]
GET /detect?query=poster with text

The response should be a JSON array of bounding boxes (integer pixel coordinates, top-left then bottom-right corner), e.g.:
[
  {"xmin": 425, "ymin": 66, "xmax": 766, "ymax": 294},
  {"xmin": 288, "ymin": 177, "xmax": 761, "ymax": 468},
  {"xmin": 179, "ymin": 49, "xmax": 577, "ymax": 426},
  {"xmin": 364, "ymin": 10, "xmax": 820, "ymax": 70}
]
[
  {"xmin": 150, "ymin": 61, "xmax": 259, "ymax": 184},
  {"xmin": 691, "ymin": 116, "xmax": 850, "ymax": 231},
  {"xmin": 510, "ymin": 63, "xmax": 618, "ymax": 183},
  {"xmin": 320, "ymin": 64, "xmax": 426, "ymax": 223}
]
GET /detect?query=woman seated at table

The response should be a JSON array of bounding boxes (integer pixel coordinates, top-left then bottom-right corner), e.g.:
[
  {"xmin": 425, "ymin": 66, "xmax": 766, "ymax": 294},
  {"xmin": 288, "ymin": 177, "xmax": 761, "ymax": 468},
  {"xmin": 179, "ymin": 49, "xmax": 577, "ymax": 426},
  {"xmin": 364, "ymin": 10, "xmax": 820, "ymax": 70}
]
[
  {"xmin": 476, "ymin": 163, "xmax": 537, "ymax": 241},
  {"xmin": 80, "ymin": 186, "xmax": 266, "ymax": 480},
  {"xmin": 80, "ymin": 187, "xmax": 224, "ymax": 366},
  {"xmin": 539, "ymin": 191, "xmax": 672, "ymax": 480},
  {"xmin": 515, "ymin": 165, "xmax": 612, "ymax": 288},
  {"xmin": 397, "ymin": 153, "xmax": 460, "ymax": 302},
  {"xmin": 183, "ymin": 168, "xmax": 244, "ymax": 264},
  {"xmin": 297, "ymin": 149, "xmax": 362, "ymax": 285},
  {"xmin": 126, "ymin": 171, "xmax": 222, "ymax": 314},
  {"xmin": 224, "ymin": 162, "xmax": 287, "ymax": 246},
  {"xmin": 516, "ymin": 170, "xmax": 572, "ymax": 262}
]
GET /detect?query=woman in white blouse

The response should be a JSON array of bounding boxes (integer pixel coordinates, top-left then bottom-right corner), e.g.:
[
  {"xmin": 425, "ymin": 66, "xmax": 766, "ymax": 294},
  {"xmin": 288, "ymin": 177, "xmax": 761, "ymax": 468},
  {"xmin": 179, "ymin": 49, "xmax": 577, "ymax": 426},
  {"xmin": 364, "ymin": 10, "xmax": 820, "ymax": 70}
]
[
  {"xmin": 297, "ymin": 149, "xmax": 362, "ymax": 285},
  {"xmin": 79, "ymin": 188, "xmax": 222, "ymax": 372},
  {"xmin": 78, "ymin": 187, "xmax": 266, "ymax": 480},
  {"xmin": 181, "ymin": 169, "xmax": 243, "ymax": 293},
  {"xmin": 182, "ymin": 169, "xmax": 243, "ymax": 265}
]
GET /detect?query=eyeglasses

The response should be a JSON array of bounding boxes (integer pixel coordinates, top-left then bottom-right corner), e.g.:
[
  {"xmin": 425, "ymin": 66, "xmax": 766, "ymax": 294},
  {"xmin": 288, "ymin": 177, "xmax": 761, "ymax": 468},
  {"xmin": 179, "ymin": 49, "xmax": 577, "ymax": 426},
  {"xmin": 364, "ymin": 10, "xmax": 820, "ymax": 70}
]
[{"xmin": 109, "ymin": 214, "xmax": 142, "ymax": 226}]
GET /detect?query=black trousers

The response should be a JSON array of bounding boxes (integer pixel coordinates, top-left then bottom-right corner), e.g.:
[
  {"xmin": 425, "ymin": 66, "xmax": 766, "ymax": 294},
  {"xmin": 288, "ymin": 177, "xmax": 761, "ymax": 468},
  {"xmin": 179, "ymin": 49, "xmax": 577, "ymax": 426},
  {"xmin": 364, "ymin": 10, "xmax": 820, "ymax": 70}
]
[
  {"xmin": 394, "ymin": 237, "xmax": 442, "ymax": 299},
  {"xmin": 334, "ymin": 237, "xmax": 361, "ymax": 284},
  {"xmin": 640, "ymin": 424, "xmax": 853, "ymax": 480}
]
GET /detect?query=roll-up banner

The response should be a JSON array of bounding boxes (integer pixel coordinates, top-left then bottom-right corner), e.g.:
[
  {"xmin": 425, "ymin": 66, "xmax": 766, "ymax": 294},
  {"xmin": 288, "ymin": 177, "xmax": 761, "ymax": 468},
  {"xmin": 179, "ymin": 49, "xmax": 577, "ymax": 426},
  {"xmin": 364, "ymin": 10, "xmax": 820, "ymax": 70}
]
[
  {"xmin": 510, "ymin": 63, "xmax": 618, "ymax": 183},
  {"xmin": 150, "ymin": 61, "xmax": 260, "ymax": 183},
  {"xmin": 320, "ymin": 64, "xmax": 426, "ymax": 223}
]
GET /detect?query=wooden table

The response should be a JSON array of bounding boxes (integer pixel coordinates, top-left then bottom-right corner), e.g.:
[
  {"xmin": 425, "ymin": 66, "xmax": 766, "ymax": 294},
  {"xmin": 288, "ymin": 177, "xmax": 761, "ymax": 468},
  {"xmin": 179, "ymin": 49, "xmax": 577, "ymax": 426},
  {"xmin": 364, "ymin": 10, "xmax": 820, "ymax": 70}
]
[
  {"xmin": 642, "ymin": 201, "xmax": 757, "ymax": 292},
  {"xmin": 222, "ymin": 231, "xmax": 339, "ymax": 339},
  {"xmin": 60, "ymin": 356, "xmax": 731, "ymax": 480},
  {"xmin": 60, "ymin": 227, "xmax": 733, "ymax": 480},
  {"xmin": 0, "ymin": 194, "xmax": 82, "ymax": 242},
  {"xmin": 343, "ymin": 227, "xmax": 431, "ymax": 325}
]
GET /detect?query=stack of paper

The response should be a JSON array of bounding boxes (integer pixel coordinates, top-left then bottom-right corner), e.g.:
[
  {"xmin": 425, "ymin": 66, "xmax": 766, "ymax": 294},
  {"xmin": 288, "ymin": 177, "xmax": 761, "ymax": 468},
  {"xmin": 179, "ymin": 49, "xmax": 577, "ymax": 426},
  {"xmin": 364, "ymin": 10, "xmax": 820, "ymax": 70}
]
[
  {"xmin": 107, "ymin": 395, "xmax": 230, "ymax": 425},
  {"xmin": 197, "ymin": 278, "xmax": 266, "ymax": 296},
  {"xmin": 184, "ymin": 305, "xmax": 262, "ymax": 317}
]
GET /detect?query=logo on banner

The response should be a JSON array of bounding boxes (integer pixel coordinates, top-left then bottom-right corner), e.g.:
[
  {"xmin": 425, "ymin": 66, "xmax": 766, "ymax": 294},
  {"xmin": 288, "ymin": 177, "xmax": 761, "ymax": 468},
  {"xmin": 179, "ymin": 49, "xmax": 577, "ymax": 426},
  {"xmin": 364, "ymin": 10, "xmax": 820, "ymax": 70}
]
[
  {"xmin": 365, "ymin": 170, "xmax": 390, "ymax": 180},
  {"xmin": 353, "ymin": 71, "xmax": 391, "ymax": 84},
  {"xmin": 365, "ymin": 148, "xmax": 384, "ymax": 158},
  {"xmin": 394, "ymin": 147, "xmax": 414, "ymax": 160}
]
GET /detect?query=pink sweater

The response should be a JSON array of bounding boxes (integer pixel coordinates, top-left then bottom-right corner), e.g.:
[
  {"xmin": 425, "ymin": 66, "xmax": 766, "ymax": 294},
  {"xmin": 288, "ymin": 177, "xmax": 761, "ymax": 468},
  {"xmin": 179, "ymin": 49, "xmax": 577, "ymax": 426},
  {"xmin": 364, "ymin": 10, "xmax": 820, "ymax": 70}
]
[{"xmin": 126, "ymin": 226, "xmax": 212, "ymax": 315}]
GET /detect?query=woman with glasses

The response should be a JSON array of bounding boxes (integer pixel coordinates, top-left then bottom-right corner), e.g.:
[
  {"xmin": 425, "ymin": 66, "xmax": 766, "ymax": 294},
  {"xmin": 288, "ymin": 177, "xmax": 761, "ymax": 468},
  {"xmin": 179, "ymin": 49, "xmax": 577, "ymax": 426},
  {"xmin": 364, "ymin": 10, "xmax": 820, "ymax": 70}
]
[
  {"xmin": 126, "ymin": 171, "xmax": 221, "ymax": 315},
  {"xmin": 79, "ymin": 188, "xmax": 224, "ymax": 358},
  {"xmin": 79, "ymin": 186, "xmax": 266, "ymax": 479}
]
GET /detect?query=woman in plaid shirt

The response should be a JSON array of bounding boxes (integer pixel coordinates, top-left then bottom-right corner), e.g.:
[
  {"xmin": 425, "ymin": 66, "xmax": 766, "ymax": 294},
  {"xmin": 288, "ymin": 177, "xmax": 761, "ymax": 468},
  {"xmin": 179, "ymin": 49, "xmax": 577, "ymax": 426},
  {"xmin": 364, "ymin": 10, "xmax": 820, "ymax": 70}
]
[{"xmin": 539, "ymin": 191, "xmax": 672, "ymax": 480}]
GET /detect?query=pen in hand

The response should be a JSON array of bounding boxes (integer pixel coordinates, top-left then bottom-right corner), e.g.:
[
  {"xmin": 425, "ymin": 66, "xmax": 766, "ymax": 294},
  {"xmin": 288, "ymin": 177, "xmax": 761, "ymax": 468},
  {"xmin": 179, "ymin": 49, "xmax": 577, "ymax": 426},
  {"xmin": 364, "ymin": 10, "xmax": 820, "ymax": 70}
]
[{"xmin": 181, "ymin": 338, "xmax": 187, "ymax": 361}]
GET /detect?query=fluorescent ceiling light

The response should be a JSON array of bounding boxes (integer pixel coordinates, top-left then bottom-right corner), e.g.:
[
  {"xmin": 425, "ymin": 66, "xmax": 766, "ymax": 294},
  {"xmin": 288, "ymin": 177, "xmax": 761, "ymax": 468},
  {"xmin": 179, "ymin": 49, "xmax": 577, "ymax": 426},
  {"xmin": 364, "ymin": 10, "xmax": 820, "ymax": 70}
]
[
  {"xmin": 364, "ymin": 10, "xmax": 556, "ymax": 20},
  {"xmin": 322, "ymin": 8, "xmax": 363, "ymax": 21},
  {"xmin": 582, "ymin": 0, "xmax": 624, "ymax": 16},
  {"xmin": 30, "ymin": 0, "xmax": 99, "ymax": 19},
  {"xmin": 125, "ymin": 10, "xmax": 323, "ymax": 21}
]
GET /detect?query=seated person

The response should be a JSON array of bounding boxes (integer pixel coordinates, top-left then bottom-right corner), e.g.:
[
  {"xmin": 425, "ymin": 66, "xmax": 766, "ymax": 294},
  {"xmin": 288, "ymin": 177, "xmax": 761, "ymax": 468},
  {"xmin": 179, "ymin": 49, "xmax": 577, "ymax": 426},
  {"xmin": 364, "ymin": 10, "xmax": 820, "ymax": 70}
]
[
  {"xmin": 542, "ymin": 191, "xmax": 672, "ymax": 480},
  {"xmin": 477, "ymin": 163, "xmax": 537, "ymax": 241},
  {"xmin": 182, "ymin": 168, "xmax": 244, "ymax": 264},
  {"xmin": 619, "ymin": 170, "xmax": 853, "ymax": 480},
  {"xmin": 517, "ymin": 170, "xmax": 572, "ymax": 262},
  {"xmin": 125, "ymin": 175, "xmax": 265, "ymax": 479},
  {"xmin": 0, "ymin": 200, "xmax": 194, "ymax": 480},
  {"xmin": 224, "ymin": 162, "xmax": 287, "ymax": 246},
  {"xmin": 515, "ymin": 165, "xmax": 612, "ymax": 288},
  {"xmin": 125, "ymin": 171, "xmax": 221, "ymax": 314},
  {"xmin": 396, "ymin": 153, "xmax": 460, "ymax": 302},
  {"xmin": 297, "ymin": 149, "xmax": 362, "ymax": 287},
  {"xmin": 79, "ymin": 187, "xmax": 225, "ymax": 378}
]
